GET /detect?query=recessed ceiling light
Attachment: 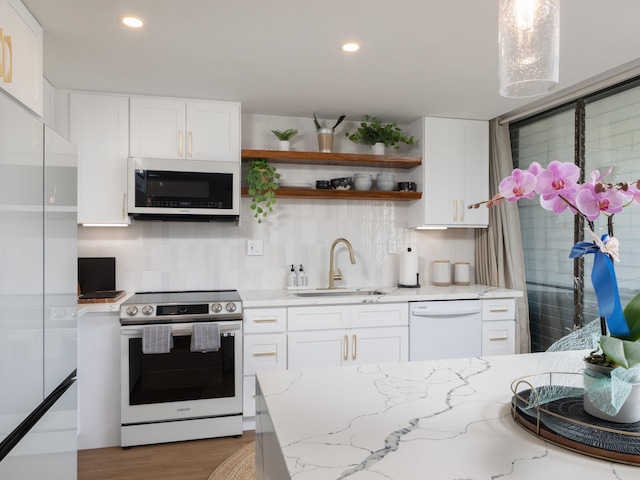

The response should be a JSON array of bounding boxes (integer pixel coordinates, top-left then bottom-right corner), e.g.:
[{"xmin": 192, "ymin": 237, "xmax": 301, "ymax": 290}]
[
  {"xmin": 121, "ymin": 16, "xmax": 144, "ymax": 28},
  {"xmin": 341, "ymin": 43, "xmax": 360, "ymax": 53}
]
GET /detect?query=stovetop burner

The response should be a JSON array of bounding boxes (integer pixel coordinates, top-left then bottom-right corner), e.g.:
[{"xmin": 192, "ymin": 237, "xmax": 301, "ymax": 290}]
[{"xmin": 120, "ymin": 290, "xmax": 242, "ymax": 325}]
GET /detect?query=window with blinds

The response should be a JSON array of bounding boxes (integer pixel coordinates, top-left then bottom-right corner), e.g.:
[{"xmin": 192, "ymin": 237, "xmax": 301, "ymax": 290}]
[{"xmin": 510, "ymin": 80, "xmax": 640, "ymax": 352}]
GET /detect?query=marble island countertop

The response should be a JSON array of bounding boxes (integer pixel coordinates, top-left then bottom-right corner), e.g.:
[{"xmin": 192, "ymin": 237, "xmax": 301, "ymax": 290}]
[
  {"xmin": 240, "ymin": 284, "xmax": 522, "ymax": 308},
  {"xmin": 255, "ymin": 353, "xmax": 639, "ymax": 479}
]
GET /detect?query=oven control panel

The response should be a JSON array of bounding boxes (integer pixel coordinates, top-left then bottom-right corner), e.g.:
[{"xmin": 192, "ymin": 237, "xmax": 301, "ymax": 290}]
[{"xmin": 120, "ymin": 301, "xmax": 242, "ymax": 324}]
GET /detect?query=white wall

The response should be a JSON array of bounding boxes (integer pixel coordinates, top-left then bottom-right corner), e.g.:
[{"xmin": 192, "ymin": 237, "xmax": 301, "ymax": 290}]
[{"xmin": 76, "ymin": 112, "xmax": 477, "ymax": 293}]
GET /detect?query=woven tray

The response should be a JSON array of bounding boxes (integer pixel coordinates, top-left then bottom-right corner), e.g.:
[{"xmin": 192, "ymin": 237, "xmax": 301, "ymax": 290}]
[{"xmin": 512, "ymin": 376, "xmax": 640, "ymax": 466}]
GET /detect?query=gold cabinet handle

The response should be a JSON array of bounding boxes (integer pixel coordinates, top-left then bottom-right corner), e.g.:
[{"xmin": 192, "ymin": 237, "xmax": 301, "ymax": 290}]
[
  {"xmin": 253, "ymin": 317, "xmax": 278, "ymax": 323},
  {"xmin": 188, "ymin": 131, "xmax": 193, "ymax": 157},
  {"xmin": 0, "ymin": 29, "xmax": 4, "ymax": 79},
  {"xmin": 352, "ymin": 334, "xmax": 357, "ymax": 360},
  {"xmin": 178, "ymin": 130, "xmax": 184, "ymax": 157},
  {"xmin": 0, "ymin": 30, "xmax": 12, "ymax": 83},
  {"xmin": 252, "ymin": 352, "xmax": 277, "ymax": 357},
  {"xmin": 122, "ymin": 193, "xmax": 126, "ymax": 220},
  {"xmin": 452, "ymin": 199, "xmax": 457, "ymax": 222},
  {"xmin": 459, "ymin": 199, "xmax": 464, "ymax": 222},
  {"xmin": 343, "ymin": 334, "xmax": 348, "ymax": 361}
]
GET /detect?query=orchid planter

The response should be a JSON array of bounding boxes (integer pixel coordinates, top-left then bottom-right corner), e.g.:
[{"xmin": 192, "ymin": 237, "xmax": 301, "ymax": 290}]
[{"xmin": 583, "ymin": 361, "xmax": 640, "ymax": 423}]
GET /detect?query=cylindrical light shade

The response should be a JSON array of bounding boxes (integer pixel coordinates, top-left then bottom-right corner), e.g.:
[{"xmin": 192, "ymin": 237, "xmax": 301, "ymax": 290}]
[{"xmin": 499, "ymin": 0, "xmax": 560, "ymax": 98}]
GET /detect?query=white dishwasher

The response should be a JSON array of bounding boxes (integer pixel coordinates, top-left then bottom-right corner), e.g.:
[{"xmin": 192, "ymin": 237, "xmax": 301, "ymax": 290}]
[{"xmin": 409, "ymin": 300, "xmax": 482, "ymax": 361}]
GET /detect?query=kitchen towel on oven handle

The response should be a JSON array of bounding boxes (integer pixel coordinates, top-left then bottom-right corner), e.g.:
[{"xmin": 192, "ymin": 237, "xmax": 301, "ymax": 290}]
[
  {"xmin": 142, "ymin": 325, "xmax": 174, "ymax": 354},
  {"xmin": 191, "ymin": 323, "xmax": 220, "ymax": 353}
]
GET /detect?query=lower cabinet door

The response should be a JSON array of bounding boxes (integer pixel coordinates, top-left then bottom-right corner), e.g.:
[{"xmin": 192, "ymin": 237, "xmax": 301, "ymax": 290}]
[
  {"xmin": 353, "ymin": 326, "xmax": 408, "ymax": 366},
  {"xmin": 287, "ymin": 330, "xmax": 348, "ymax": 370}
]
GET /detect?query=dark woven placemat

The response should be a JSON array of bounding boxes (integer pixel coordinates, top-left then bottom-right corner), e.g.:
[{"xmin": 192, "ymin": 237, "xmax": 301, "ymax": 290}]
[{"xmin": 513, "ymin": 388, "xmax": 640, "ymax": 456}]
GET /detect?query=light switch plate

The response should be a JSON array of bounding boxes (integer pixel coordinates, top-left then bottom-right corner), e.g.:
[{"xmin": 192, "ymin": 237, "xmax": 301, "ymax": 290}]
[{"xmin": 247, "ymin": 240, "xmax": 263, "ymax": 256}]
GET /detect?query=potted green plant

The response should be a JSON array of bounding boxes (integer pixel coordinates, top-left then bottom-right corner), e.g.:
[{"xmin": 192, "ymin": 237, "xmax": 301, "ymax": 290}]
[
  {"xmin": 313, "ymin": 113, "xmax": 346, "ymax": 153},
  {"xmin": 345, "ymin": 115, "xmax": 415, "ymax": 154},
  {"xmin": 247, "ymin": 158, "xmax": 280, "ymax": 223},
  {"xmin": 271, "ymin": 128, "xmax": 298, "ymax": 151}
]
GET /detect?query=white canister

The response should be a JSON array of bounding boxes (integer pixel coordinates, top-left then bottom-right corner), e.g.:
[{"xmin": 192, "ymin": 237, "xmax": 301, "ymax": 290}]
[
  {"xmin": 454, "ymin": 262, "xmax": 471, "ymax": 285},
  {"xmin": 431, "ymin": 260, "xmax": 451, "ymax": 286}
]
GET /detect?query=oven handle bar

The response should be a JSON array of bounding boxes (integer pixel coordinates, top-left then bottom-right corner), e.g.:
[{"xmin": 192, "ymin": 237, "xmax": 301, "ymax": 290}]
[{"xmin": 121, "ymin": 323, "xmax": 241, "ymax": 336}]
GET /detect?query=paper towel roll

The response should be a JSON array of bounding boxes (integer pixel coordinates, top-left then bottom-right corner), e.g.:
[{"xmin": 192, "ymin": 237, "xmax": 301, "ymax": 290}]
[{"xmin": 399, "ymin": 248, "xmax": 420, "ymax": 287}]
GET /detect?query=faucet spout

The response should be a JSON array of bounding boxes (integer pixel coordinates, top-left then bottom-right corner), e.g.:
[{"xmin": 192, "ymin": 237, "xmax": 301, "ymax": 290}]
[{"xmin": 328, "ymin": 238, "xmax": 356, "ymax": 289}]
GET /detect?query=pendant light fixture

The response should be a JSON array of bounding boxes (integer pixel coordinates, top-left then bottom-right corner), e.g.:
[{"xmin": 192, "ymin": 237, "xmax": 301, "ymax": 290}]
[{"xmin": 498, "ymin": 0, "xmax": 560, "ymax": 98}]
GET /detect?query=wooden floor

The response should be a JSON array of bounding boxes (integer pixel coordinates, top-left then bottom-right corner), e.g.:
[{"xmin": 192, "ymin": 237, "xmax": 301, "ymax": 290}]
[{"xmin": 78, "ymin": 431, "xmax": 255, "ymax": 480}]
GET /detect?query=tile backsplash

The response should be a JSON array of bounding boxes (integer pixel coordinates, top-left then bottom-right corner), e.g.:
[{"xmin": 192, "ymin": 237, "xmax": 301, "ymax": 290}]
[{"xmin": 77, "ymin": 114, "xmax": 477, "ymax": 293}]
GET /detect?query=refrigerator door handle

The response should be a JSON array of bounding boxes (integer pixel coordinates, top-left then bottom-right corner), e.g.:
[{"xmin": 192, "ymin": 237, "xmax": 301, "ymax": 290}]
[{"xmin": 0, "ymin": 370, "xmax": 77, "ymax": 462}]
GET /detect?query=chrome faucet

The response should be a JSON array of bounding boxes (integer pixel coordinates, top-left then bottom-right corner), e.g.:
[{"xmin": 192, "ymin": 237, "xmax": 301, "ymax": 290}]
[{"xmin": 327, "ymin": 238, "xmax": 356, "ymax": 289}]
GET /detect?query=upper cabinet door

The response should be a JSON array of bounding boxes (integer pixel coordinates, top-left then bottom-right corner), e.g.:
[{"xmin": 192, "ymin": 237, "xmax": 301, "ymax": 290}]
[
  {"xmin": 129, "ymin": 96, "xmax": 240, "ymax": 161},
  {"xmin": 408, "ymin": 117, "xmax": 489, "ymax": 228},
  {"xmin": 186, "ymin": 100, "xmax": 240, "ymax": 162},
  {"xmin": 70, "ymin": 93, "xmax": 130, "ymax": 225},
  {"xmin": 0, "ymin": 0, "xmax": 43, "ymax": 116},
  {"xmin": 129, "ymin": 97, "xmax": 186, "ymax": 159}
]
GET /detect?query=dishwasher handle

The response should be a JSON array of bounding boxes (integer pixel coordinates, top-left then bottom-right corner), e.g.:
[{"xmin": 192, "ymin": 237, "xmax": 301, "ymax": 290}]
[{"xmin": 410, "ymin": 304, "xmax": 481, "ymax": 317}]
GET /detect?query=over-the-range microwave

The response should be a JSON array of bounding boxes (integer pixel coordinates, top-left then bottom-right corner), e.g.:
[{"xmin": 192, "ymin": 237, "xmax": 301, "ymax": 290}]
[{"xmin": 127, "ymin": 157, "xmax": 240, "ymax": 222}]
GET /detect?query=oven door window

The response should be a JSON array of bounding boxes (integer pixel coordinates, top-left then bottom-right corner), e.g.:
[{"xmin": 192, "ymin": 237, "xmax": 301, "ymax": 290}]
[{"xmin": 128, "ymin": 333, "xmax": 235, "ymax": 405}]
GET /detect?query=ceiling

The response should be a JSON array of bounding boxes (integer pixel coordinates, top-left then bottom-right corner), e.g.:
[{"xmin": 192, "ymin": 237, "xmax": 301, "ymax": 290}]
[{"xmin": 22, "ymin": 0, "xmax": 640, "ymax": 124}]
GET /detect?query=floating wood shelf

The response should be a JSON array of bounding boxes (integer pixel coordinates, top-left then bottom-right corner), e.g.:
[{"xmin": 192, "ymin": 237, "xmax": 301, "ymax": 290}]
[
  {"xmin": 241, "ymin": 149, "xmax": 422, "ymax": 169},
  {"xmin": 241, "ymin": 187, "xmax": 421, "ymax": 201}
]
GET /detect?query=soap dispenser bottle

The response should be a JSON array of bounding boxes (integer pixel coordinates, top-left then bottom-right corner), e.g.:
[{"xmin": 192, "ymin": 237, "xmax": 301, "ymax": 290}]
[
  {"xmin": 297, "ymin": 264, "xmax": 306, "ymax": 287},
  {"xmin": 288, "ymin": 264, "xmax": 298, "ymax": 287}
]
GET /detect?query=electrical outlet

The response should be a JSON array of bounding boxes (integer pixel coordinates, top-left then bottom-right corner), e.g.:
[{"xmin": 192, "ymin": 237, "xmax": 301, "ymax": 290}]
[
  {"xmin": 247, "ymin": 240, "xmax": 263, "ymax": 256},
  {"xmin": 388, "ymin": 239, "xmax": 397, "ymax": 254}
]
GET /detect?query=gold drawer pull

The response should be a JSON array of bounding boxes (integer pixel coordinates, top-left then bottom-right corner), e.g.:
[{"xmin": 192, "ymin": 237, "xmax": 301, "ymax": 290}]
[
  {"xmin": 253, "ymin": 317, "xmax": 278, "ymax": 323},
  {"xmin": 489, "ymin": 336, "xmax": 508, "ymax": 341},
  {"xmin": 489, "ymin": 306, "xmax": 509, "ymax": 312},
  {"xmin": 352, "ymin": 334, "xmax": 357, "ymax": 360},
  {"xmin": 252, "ymin": 352, "xmax": 277, "ymax": 357},
  {"xmin": 343, "ymin": 335, "xmax": 348, "ymax": 361}
]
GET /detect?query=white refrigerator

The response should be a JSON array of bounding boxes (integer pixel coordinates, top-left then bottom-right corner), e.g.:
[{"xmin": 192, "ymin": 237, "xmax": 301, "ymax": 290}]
[{"xmin": 0, "ymin": 90, "xmax": 78, "ymax": 479}]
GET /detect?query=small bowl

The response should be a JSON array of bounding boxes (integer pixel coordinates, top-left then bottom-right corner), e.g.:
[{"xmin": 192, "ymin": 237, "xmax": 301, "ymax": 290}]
[
  {"xmin": 316, "ymin": 180, "xmax": 331, "ymax": 189},
  {"xmin": 376, "ymin": 173, "xmax": 395, "ymax": 191},
  {"xmin": 330, "ymin": 177, "xmax": 353, "ymax": 190},
  {"xmin": 353, "ymin": 177, "xmax": 373, "ymax": 191}
]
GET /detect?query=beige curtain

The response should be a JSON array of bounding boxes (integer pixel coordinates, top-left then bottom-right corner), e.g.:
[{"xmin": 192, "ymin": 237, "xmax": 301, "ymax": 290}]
[{"xmin": 475, "ymin": 119, "xmax": 531, "ymax": 353}]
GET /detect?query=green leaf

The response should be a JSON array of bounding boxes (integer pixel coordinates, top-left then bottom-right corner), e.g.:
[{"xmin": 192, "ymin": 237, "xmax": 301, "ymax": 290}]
[{"xmin": 600, "ymin": 335, "xmax": 640, "ymax": 369}]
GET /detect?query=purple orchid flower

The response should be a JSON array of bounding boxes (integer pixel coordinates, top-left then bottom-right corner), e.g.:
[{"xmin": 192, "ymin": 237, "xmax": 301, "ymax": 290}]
[
  {"xmin": 498, "ymin": 168, "xmax": 537, "ymax": 202},
  {"xmin": 534, "ymin": 161, "xmax": 580, "ymax": 200}
]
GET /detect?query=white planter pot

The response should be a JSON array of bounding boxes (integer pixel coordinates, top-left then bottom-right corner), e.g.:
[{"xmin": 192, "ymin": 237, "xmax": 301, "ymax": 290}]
[
  {"xmin": 583, "ymin": 362, "xmax": 640, "ymax": 423},
  {"xmin": 371, "ymin": 142, "xmax": 385, "ymax": 155},
  {"xmin": 278, "ymin": 140, "xmax": 290, "ymax": 151}
]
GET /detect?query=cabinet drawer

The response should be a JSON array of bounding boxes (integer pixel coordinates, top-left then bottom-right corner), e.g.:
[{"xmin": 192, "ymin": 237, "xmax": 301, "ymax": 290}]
[
  {"xmin": 288, "ymin": 305, "xmax": 350, "ymax": 331},
  {"xmin": 350, "ymin": 303, "xmax": 408, "ymax": 328},
  {"xmin": 482, "ymin": 298, "xmax": 515, "ymax": 321},
  {"xmin": 482, "ymin": 320, "xmax": 515, "ymax": 356},
  {"xmin": 244, "ymin": 307, "xmax": 287, "ymax": 333},
  {"xmin": 243, "ymin": 333, "xmax": 287, "ymax": 375}
]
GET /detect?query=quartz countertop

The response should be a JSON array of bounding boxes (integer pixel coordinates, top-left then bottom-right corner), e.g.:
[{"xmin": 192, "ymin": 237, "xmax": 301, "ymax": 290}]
[
  {"xmin": 239, "ymin": 284, "xmax": 522, "ymax": 308},
  {"xmin": 255, "ymin": 353, "xmax": 639, "ymax": 479}
]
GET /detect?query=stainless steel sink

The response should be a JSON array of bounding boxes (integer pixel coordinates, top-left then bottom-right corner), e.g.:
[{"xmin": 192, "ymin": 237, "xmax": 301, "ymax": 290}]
[{"xmin": 294, "ymin": 288, "xmax": 388, "ymax": 297}]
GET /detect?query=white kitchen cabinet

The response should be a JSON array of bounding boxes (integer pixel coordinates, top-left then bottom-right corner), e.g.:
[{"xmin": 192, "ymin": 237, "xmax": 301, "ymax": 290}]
[
  {"xmin": 481, "ymin": 298, "xmax": 516, "ymax": 356},
  {"xmin": 287, "ymin": 303, "xmax": 409, "ymax": 370},
  {"xmin": 0, "ymin": 0, "xmax": 43, "ymax": 116},
  {"xmin": 242, "ymin": 308, "xmax": 287, "ymax": 418},
  {"xmin": 77, "ymin": 311, "xmax": 121, "ymax": 449},
  {"xmin": 70, "ymin": 93, "xmax": 130, "ymax": 225},
  {"xmin": 129, "ymin": 96, "xmax": 240, "ymax": 162},
  {"xmin": 408, "ymin": 116, "xmax": 488, "ymax": 228}
]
